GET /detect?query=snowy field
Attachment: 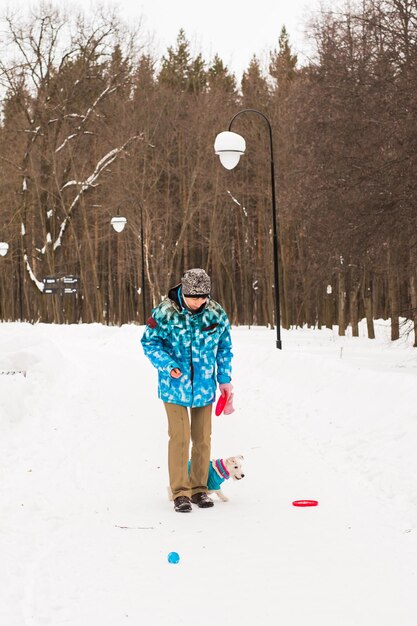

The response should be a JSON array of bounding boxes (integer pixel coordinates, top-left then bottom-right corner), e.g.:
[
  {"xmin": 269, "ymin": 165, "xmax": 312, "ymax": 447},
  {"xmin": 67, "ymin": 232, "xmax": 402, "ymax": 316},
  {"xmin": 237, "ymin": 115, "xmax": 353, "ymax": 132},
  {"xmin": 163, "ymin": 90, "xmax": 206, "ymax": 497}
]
[{"xmin": 0, "ymin": 319, "xmax": 416, "ymax": 626}]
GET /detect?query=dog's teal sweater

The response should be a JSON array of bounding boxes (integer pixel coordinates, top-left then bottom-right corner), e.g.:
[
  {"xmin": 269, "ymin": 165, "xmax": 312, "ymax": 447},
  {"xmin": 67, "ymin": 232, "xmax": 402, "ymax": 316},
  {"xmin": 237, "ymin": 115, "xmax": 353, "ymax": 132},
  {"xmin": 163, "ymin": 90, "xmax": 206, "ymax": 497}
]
[{"xmin": 188, "ymin": 460, "xmax": 226, "ymax": 491}]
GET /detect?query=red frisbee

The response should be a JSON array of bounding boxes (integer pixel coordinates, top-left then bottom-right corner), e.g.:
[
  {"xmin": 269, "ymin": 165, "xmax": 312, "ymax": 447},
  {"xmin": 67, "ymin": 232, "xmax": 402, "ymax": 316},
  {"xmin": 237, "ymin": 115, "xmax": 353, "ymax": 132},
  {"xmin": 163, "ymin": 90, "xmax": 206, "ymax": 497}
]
[
  {"xmin": 215, "ymin": 394, "xmax": 227, "ymax": 416},
  {"xmin": 292, "ymin": 500, "xmax": 319, "ymax": 507}
]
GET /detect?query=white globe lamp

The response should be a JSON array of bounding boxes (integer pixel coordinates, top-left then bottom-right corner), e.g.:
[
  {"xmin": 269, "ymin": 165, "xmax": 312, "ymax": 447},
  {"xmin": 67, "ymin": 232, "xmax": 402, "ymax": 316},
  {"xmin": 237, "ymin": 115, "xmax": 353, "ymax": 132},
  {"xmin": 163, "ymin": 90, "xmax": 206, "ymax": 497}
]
[
  {"xmin": 214, "ymin": 131, "xmax": 246, "ymax": 170},
  {"xmin": 110, "ymin": 216, "xmax": 127, "ymax": 233},
  {"xmin": 0, "ymin": 242, "xmax": 9, "ymax": 257}
]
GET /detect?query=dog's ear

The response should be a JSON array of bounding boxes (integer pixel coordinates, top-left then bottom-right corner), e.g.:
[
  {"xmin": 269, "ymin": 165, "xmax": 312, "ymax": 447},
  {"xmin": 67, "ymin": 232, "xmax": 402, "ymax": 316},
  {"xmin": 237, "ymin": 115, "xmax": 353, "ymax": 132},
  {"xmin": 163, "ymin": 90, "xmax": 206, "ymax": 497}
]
[{"xmin": 228, "ymin": 455, "xmax": 244, "ymax": 465}]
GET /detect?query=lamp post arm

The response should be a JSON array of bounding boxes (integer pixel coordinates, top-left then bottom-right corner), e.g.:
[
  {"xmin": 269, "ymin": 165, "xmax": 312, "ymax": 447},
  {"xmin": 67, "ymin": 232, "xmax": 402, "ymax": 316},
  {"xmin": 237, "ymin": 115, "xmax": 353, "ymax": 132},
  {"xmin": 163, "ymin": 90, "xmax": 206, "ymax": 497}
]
[
  {"xmin": 228, "ymin": 109, "xmax": 282, "ymax": 349},
  {"xmin": 228, "ymin": 108, "xmax": 271, "ymax": 132},
  {"xmin": 125, "ymin": 200, "xmax": 147, "ymax": 324}
]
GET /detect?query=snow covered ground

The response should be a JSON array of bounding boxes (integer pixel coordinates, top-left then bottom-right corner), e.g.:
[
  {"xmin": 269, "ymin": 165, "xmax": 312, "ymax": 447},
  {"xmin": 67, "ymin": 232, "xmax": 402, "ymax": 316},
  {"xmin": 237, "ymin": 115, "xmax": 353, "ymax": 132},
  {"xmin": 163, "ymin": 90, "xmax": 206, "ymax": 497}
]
[{"xmin": 0, "ymin": 319, "xmax": 416, "ymax": 625}]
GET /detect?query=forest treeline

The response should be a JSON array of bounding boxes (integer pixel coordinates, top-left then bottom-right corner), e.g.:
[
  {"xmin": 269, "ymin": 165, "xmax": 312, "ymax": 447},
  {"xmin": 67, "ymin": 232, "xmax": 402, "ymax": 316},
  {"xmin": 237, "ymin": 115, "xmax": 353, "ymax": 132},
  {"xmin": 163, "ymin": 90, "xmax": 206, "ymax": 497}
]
[{"xmin": 0, "ymin": 1, "xmax": 416, "ymax": 345}]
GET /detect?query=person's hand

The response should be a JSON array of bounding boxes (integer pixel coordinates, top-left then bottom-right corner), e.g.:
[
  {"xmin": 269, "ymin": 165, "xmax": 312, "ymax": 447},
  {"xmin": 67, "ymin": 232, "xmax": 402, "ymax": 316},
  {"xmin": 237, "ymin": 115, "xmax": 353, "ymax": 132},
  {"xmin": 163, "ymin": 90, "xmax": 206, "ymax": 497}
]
[
  {"xmin": 219, "ymin": 382, "xmax": 233, "ymax": 398},
  {"xmin": 170, "ymin": 368, "xmax": 183, "ymax": 379},
  {"xmin": 219, "ymin": 382, "xmax": 235, "ymax": 414}
]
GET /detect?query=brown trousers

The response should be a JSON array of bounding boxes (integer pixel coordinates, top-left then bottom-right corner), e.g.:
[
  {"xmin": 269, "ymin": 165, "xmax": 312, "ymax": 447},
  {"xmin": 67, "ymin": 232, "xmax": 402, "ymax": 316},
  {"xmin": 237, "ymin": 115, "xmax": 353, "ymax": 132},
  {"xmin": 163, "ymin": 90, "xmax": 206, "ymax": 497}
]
[{"xmin": 163, "ymin": 402, "xmax": 212, "ymax": 499}]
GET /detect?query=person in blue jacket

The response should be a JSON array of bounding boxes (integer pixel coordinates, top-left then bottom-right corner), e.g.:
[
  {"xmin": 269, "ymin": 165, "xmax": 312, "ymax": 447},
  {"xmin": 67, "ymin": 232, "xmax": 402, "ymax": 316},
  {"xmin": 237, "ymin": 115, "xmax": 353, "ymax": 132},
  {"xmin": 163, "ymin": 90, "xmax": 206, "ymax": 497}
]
[{"xmin": 141, "ymin": 268, "xmax": 234, "ymax": 513}]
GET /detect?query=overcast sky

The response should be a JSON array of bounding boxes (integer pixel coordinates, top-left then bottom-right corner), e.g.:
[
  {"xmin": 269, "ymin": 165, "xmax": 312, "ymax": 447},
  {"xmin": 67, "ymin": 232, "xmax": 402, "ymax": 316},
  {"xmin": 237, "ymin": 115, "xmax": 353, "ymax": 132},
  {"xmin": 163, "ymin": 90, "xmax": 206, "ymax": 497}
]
[
  {"xmin": 2, "ymin": 0, "xmax": 322, "ymax": 78},
  {"xmin": 117, "ymin": 0, "xmax": 321, "ymax": 76}
]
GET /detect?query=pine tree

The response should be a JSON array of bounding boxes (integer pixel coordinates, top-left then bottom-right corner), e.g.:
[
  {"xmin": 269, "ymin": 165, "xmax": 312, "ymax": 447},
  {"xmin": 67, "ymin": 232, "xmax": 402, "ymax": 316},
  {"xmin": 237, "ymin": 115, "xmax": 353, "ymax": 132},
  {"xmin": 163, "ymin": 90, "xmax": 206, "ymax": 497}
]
[
  {"xmin": 2, "ymin": 83, "xmax": 32, "ymax": 127},
  {"xmin": 133, "ymin": 54, "xmax": 156, "ymax": 102},
  {"xmin": 187, "ymin": 53, "xmax": 207, "ymax": 94},
  {"xmin": 159, "ymin": 29, "xmax": 191, "ymax": 91},
  {"xmin": 269, "ymin": 26, "xmax": 298, "ymax": 88},
  {"xmin": 106, "ymin": 44, "xmax": 132, "ymax": 94},
  {"xmin": 208, "ymin": 54, "xmax": 236, "ymax": 94},
  {"xmin": 241, "ymin": 56, "xmax": 269, "ymax": 107}
]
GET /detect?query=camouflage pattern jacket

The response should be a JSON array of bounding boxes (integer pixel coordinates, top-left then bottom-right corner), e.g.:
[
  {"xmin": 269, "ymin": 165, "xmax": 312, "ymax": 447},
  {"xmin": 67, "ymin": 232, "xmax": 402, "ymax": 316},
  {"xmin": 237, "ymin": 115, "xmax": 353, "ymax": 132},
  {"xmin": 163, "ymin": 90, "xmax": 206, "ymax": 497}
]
[{"xmin": 141, "ymin": 285, "xmax": 233, "ymax": 407}]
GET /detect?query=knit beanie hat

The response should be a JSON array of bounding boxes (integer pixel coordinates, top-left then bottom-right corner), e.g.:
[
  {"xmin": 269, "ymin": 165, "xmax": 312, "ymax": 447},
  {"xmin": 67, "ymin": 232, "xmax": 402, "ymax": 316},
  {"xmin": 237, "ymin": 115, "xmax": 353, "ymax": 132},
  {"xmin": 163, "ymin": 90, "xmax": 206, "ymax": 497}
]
[{"xmin": 181, "ymin": 268, "xmax": 211, "ymax": 297}]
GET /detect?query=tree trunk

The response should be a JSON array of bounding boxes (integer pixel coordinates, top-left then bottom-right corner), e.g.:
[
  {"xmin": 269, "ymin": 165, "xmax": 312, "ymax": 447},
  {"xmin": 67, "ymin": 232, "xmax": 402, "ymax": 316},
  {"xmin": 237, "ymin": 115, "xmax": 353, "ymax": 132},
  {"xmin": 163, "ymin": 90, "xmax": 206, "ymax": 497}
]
[
  {"xmin": 361, "ymin": 268, "xmax": 375, "ymax": 339},
  {"xmin": 350, "ymin": 289, "xmax": 359, "ymax": 337},
  {"xmin": 338, "ymin": 270, "xmax": 346, "ymax": 336},
  {"xmin": 280, "ymin": 233, "xmax": 290, "ymax": 329},
  {"xmin": 388, "ymin": 253, "xmax": 400, "ymax": 341},
  {"xmin": 410, "ymin": 273, "xmax": 417, "ymax": 348},
  {"xmin": 349, "ymin": 267, "xmax": 360, "ymax": 337}
]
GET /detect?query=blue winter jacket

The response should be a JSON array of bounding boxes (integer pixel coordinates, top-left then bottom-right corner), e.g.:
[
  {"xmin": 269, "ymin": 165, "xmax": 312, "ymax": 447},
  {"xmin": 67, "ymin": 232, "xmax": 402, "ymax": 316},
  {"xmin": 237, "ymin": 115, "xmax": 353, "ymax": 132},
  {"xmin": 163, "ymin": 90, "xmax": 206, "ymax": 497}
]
[{"xmin": 141, "ymin": 285, "xmax": 233, "ymax": 407}]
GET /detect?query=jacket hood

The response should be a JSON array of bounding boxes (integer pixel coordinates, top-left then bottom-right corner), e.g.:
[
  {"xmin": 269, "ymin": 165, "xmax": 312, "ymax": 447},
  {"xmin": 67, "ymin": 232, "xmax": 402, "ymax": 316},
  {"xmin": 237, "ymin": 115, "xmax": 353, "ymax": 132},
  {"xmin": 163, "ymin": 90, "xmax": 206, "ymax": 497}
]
[{"xmin": 168, "ymin": 284, "xmax": 182, "ymax": 308}]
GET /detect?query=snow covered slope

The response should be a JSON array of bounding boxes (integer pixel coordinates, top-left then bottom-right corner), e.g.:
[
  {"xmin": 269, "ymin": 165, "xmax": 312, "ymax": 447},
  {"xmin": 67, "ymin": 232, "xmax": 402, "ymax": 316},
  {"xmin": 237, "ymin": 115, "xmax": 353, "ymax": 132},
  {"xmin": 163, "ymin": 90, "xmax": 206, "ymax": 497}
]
[{"xmin": 0, "ymin": 320, "xmax": 416, "ymax": 625}]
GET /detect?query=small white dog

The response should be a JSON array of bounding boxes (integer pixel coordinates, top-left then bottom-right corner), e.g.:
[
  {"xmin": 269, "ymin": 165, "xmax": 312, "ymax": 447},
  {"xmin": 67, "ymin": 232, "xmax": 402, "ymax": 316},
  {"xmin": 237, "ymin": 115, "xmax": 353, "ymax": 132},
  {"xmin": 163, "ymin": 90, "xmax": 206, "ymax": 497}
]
[
  {"xmin": 167, "ymin": 455, "xmax": 245, "ymax": 502},
  {"xmin": 207, "ymin": 455, "xmax": 245, "ymax": 501}
]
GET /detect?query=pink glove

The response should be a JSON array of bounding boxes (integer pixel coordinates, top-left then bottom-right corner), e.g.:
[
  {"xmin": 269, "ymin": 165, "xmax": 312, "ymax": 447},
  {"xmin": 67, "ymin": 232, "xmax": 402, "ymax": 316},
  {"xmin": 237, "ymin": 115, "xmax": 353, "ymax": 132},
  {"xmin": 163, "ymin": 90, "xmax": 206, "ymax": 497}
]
[{"xmin": 219, "ymin": 383, "xmax": 235, "ymax": 415}]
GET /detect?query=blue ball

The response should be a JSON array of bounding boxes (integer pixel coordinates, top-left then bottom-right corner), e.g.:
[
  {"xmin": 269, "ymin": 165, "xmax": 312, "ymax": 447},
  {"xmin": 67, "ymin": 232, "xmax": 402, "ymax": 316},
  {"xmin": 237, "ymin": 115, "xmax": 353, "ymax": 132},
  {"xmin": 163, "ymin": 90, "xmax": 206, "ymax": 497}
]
[{"xmin": 168, "ymin": 551, "xmax": 180, "ymax": 564}]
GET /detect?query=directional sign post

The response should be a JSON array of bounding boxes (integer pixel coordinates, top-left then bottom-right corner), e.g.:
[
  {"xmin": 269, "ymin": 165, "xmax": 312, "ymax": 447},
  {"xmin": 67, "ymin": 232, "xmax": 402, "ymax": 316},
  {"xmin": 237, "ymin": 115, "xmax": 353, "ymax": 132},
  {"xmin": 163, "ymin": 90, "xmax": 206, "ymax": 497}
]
[
  {"xmin": 42, "ymin": 276, "xmax": 80, "ymax": 323},
  {"xmin": 42, "ymin": 276, "xmax": 61, "ymax": 294},
  {"xmin": 62, "ymin": 275, "xmax": 79, "ymax": 296}
]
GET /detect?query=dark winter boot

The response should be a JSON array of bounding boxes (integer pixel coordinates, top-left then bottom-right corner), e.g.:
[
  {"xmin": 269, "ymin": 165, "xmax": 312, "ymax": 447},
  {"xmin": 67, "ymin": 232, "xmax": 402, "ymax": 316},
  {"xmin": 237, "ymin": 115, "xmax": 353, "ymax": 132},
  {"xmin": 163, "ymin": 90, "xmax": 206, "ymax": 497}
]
[
  {"xmin": 191, "ymin": 492, "xmax": 214, "ymax": 508},
  {"xmin": 174, "ymin": 496, "xmax": 192, "ymax": 513}
]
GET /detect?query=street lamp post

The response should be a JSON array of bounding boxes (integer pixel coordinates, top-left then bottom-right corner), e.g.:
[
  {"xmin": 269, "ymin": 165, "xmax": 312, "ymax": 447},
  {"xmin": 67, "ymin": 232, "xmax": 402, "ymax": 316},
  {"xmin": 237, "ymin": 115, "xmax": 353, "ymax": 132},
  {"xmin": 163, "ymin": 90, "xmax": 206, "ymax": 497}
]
[
  {"xmin": 214, "ymin": 109, "xmax": 282, "ymax": 349},
  {"xmin": 138, "ymin": 201, "xmax": 147, "ymax": 324},
  {"xmin": 110, "ymin": 207, "xmax": 147, "ymax": 324}
]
